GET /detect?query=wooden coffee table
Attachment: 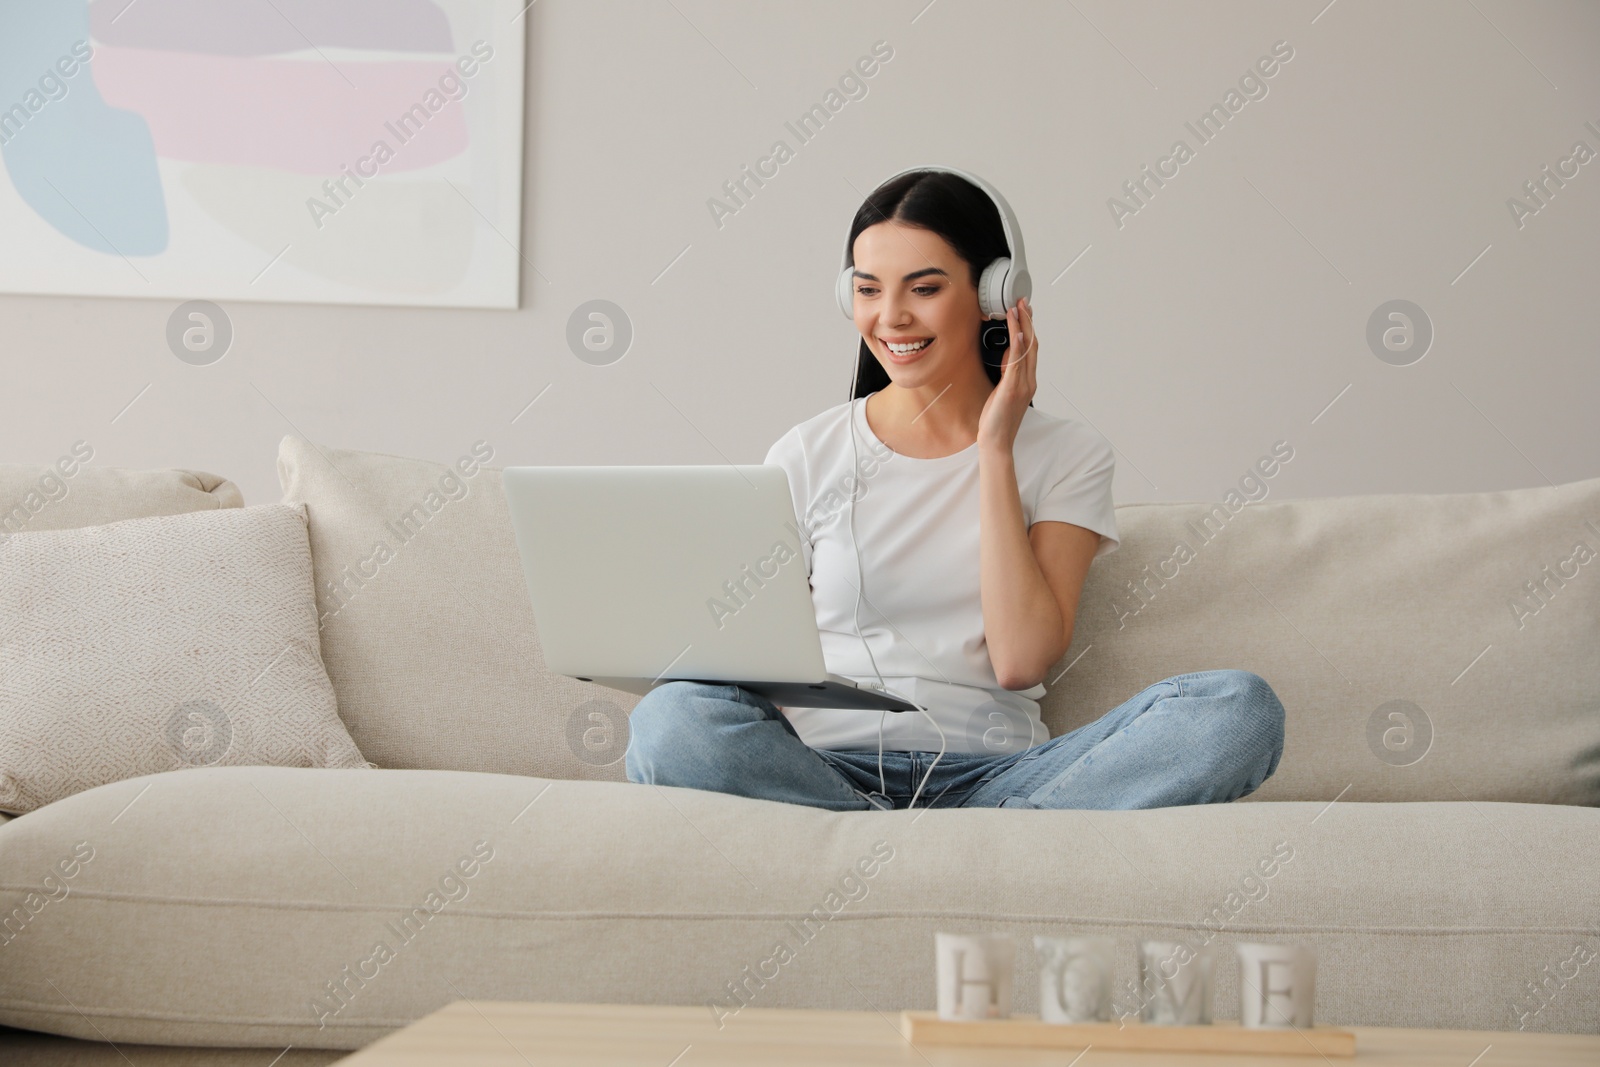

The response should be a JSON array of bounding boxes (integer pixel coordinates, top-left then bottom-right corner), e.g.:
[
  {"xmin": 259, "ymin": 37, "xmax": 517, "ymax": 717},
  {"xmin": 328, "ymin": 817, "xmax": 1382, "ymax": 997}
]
[{"xmin": 331, "ymin": 1000, "xmax": 1600, "ymax": 1065}]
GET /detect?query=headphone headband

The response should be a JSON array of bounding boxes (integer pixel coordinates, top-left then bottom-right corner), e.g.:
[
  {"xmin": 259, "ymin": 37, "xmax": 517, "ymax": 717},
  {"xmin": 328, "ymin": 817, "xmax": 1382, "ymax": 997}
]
[{"xmin": 837, "ymin": 165, "xmax": 1031, "ymax": 321}]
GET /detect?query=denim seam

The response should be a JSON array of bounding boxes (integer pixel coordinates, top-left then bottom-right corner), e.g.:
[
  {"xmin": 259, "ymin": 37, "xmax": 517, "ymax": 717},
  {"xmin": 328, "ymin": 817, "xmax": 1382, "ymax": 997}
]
[{"xmin": 974, "ymin": 747, "xmax": 1033, "ymax": 789}]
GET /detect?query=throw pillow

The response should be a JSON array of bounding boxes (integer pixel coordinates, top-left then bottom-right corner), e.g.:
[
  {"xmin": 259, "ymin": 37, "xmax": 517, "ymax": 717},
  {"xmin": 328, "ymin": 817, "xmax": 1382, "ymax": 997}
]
[{"xmin": 0, "ymin": 503, "xmax": 369, "ymax": 815}]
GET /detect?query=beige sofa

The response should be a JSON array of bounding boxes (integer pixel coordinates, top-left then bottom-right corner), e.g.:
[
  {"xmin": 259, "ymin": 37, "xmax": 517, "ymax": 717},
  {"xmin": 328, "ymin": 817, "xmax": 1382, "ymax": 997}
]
[{"xmin": 2, "ymin": 436, "xmax": 1596, "ymax": 1064}]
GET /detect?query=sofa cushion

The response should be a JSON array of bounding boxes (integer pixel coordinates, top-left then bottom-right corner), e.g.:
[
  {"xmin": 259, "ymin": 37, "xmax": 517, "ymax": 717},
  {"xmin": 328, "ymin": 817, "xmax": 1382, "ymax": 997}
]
[
  {"xmin": 1047, "ymin": 474, "xmax": 1600, "ymax": 806},
  {"xmin": 276, "ymin": 436, "xmax": 624, "ymax": 782},
  {"xmin": 0, "ymin": 1026, "xmax": 346, "ymax": 1065},
  {"xmin": 0, "ymin": 505, "xmax": 370, "ymax": 815},
  {"xmin": 0, "ymin": 766, "xmax": 1595, "ymax": 1048},
  {"xmin": 0, "ymin": 444, "xmax": 242, "ymax": 540}
]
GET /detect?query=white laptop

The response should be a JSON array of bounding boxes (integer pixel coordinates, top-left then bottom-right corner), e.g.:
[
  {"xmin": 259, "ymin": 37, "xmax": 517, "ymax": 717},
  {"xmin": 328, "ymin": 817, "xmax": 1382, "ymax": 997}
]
[{"xmin": 502, "ymin": 464, "xmax": 918, "ymax": 712}]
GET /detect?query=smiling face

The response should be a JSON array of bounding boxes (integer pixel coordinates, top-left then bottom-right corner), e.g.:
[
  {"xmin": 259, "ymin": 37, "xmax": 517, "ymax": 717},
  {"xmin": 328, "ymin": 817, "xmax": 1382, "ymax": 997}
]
[{"xmin": 849, "ymin": 220, "xmax": 985, "ymax": 387}]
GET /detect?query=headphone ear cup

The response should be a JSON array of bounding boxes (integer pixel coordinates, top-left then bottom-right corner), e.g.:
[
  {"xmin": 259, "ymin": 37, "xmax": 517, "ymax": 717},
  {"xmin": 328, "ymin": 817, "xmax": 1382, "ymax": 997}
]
[
  {"xmin": 1008, "ymin": 264, "xmax": 1032, "ymax": 312},
  {"xmin": 837, "ymin": 267, "xmax": 857, "ymax": 319},
  {"xmin": 976, "ymin": 257, "xmax": 1010, "ymax": 320}
]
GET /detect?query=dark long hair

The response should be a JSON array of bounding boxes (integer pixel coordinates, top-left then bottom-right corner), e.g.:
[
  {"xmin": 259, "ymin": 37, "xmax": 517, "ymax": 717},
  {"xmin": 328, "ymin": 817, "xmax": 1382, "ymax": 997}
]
[{"xmin": 844, "ymin": 169, "xmax": 1029, "ymax": 405}]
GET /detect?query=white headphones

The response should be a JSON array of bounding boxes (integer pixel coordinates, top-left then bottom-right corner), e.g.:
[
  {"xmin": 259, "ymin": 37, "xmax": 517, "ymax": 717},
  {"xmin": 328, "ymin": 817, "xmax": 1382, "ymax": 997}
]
[{"xmin": 835, "ymin": 164, "xmax": 1033, "ymax": 323}]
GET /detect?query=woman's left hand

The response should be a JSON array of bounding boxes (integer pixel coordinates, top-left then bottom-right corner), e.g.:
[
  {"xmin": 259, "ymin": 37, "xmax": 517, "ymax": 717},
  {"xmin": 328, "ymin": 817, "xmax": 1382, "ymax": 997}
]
[{"xmin": 977, "ymin": 296, "xmax": 1036, "ymax": 455}]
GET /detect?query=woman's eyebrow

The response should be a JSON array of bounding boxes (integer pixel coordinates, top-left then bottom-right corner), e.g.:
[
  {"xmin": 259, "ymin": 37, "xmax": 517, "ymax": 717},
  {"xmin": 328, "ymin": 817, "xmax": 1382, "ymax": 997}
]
[{"xmin": 851, "ymin": 267, "xmax": 949, "ymax": 282}]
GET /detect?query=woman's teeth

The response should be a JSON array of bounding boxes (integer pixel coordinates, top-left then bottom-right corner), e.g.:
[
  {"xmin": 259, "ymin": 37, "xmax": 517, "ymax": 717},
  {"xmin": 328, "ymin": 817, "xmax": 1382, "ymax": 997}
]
[{"xmin": 886, "ymin": 339, "xmax": 931, "ymax": 355}]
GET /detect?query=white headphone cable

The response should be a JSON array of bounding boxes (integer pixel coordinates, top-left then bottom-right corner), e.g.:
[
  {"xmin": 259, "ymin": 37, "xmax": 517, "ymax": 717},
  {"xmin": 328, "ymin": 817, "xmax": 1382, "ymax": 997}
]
[{"xmin": 849, "ymin": 393, "xmax": 946, "ymax": 810}]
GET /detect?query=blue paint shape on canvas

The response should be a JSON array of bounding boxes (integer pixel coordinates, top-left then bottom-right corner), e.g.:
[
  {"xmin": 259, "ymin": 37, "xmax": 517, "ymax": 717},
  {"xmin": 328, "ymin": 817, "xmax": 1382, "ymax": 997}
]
[{"xmin": 0, "ymin": 0, "xmax": 168, "ymax": 255}]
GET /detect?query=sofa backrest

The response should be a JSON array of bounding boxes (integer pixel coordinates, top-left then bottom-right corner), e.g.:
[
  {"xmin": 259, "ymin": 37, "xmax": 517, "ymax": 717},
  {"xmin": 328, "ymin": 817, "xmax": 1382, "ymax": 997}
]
[
  {"xmin": 277, "ymin": 435, "xmax": 623, "ymax": 783},
  {"xmin": 1046, "ymin": 475, "xmax": 1600, "ymax": 805},
  {"xmin": 278, "ymin": 435, "xmax": 1599, "ymax": 805},
  {"xmin": 0, "ymin": 450, "xmax": 242, "ymax": 540}
]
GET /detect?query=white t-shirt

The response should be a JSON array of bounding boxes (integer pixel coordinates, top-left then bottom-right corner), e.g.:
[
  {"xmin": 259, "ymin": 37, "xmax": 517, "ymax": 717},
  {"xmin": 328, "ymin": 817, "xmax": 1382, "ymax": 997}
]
[{"xmin": 762, "ymin": 395, "xmax": 1119, "ymax": 755}]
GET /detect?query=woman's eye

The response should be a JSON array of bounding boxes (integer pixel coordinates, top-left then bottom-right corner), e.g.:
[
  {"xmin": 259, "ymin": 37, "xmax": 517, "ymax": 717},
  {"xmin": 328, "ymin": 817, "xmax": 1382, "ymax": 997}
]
[{"xmin": 855, "ymin": 284, "xmax": 938, "ymax": 297}]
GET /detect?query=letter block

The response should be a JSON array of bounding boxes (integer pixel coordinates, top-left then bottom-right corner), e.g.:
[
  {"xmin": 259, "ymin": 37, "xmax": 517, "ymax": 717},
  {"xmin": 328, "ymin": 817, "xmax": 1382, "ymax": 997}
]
[
  {"xmin": 1237, "ymin": 942, "xmax": 1316, "ymax": 1028},
  {"xmin": 1034, "ymin": 936, "xmax": 1115, "ymax": 1023},
  {"xmin": 935, "ymin": 932, "xmax": 1014, "ymax": 1020}
]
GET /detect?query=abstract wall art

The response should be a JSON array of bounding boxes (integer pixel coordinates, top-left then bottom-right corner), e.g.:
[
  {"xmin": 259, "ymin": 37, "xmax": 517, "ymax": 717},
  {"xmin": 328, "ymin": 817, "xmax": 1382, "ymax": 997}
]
[{"xmin": 0, "ymin": 0, "xmax": 527, "ymax": 308}]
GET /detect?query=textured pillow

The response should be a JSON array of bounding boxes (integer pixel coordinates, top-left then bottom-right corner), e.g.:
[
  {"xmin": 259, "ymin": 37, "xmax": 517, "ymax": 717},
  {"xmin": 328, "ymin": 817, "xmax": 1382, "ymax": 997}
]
[
  {"xmin": 277, "ymin": 436, "xmax": 626, "ymax": 782},
  {"xmin": 1042, "ymin": 474, "xmax": 1600, "ymax": 806},
  {"xmin": 0, "ymin": 442, "xmax": 242, "ymax": 540},
  {"xmin": 0, "ymin": 503, "xmax": 369, "ymax": 814}
]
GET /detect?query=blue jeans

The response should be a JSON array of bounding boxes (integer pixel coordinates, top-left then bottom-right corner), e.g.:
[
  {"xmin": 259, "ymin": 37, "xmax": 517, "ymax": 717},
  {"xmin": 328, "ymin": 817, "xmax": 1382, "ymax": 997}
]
[{"xmin": 624, "ymin": 670, "xmax": 1285, "ymax": 811}]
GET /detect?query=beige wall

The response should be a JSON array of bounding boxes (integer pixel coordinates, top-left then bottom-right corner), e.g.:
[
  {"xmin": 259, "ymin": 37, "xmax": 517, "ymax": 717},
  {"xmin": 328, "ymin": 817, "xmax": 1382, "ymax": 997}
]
[{"xmin": 2, "ymin": 0, "xmax": 1596, "ymax": 507}]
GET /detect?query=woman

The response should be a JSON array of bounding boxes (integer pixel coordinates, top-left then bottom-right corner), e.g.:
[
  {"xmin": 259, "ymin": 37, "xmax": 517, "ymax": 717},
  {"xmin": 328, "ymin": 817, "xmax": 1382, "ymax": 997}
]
[{"xmin": 624, "ymin": 168, "xmax": 1284, "ymax": 812}]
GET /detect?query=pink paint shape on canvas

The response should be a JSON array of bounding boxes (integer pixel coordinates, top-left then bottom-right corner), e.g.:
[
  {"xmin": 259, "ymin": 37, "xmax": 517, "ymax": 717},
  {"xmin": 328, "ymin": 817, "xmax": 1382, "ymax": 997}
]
[{"xmin": 90, "ymin": 45, "xmax": 471, "ymax": 175}]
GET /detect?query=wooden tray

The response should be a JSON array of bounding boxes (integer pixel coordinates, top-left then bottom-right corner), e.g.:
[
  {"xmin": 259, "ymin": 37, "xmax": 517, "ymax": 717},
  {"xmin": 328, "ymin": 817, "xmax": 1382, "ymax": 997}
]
[{"xmin": 899, "ymin": 1011, "xmax": 1357, "ymax": 1056}]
